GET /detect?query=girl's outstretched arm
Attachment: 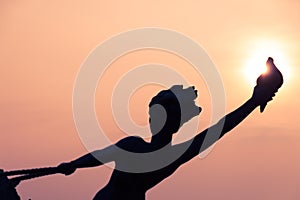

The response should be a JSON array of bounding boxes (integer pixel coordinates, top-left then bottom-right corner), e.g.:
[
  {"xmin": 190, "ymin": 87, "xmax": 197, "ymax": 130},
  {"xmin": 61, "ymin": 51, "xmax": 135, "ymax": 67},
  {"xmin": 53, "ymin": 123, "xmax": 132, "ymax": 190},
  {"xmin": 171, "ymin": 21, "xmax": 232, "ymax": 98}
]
[
  {"xmin": 57, "ymin": 145, "xmax": 117, "ymax": 175},
  {"xmin": 174, "ymin": 86, "xmax": 275, "ymax": 165}
]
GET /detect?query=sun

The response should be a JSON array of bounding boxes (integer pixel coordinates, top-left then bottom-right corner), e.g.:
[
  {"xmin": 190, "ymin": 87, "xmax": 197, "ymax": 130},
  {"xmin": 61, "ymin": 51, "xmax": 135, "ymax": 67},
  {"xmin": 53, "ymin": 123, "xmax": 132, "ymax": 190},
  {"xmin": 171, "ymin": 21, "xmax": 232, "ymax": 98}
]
[{"xmin": 243, "ymin": 40, "xmax": 290, "ymax": 85}]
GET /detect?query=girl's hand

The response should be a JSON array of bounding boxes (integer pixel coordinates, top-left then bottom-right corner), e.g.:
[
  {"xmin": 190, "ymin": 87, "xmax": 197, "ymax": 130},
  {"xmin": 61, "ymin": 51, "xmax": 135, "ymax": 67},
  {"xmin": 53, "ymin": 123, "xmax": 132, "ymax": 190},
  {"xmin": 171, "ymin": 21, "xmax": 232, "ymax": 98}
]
[{"xmin": 57, "ymin": 162, "xmax": 76, "ymax": 176}]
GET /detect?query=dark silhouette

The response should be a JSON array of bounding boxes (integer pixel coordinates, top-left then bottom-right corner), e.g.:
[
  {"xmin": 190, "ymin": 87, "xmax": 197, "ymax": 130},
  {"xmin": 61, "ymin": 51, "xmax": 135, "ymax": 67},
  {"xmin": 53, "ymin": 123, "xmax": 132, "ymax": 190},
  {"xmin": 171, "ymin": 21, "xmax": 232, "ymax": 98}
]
[
  {"xmin": 257, "ymin": 57, "xmax": 284, "ymax": 112},
  {"xmin": 0, "ymin": 58, "xmax": 283, "ymax": 200},
  {"xmin": 57, "ymin": 74, "xmax": 280, "ymax": 199},
  {"xmin": 0, "ymin": 167, "xmax": 60, "ymax": 199},
  {"xmin": 0, "ymin": 169, "xmax": 20, "ymax": 200}
]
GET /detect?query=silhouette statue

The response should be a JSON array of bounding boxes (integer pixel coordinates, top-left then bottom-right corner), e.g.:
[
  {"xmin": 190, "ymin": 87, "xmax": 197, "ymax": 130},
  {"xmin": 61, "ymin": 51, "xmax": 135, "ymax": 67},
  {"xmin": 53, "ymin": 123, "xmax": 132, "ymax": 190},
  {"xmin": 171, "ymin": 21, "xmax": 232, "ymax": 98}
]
[
  {"xmin": 0, "ymin": 58, "xmax": 283, "ymax": 200},
  {"xmin": 0, "ymin": 169, "xmax": 20, "ymax": 200},
  {"xmin": 57, "ymin": 71, "xmax": 280, "ymax": 199}
]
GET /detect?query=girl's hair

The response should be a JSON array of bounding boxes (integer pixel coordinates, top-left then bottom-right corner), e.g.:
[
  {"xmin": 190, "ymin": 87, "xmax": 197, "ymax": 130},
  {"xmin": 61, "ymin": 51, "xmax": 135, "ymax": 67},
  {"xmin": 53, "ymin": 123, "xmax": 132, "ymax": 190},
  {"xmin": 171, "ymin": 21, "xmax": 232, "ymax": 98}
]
[{"xmin": 148, "ymin": 89, "xmax": 181, "ymax": 134}]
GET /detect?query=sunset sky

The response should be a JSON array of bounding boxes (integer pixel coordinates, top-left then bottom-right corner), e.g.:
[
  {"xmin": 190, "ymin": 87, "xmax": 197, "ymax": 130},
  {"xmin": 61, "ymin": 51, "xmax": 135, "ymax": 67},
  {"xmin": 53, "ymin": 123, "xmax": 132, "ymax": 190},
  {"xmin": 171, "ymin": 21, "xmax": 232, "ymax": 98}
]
[{"xmin": 1, "ymin": 1, "xmax": 300, "ymax": 199}]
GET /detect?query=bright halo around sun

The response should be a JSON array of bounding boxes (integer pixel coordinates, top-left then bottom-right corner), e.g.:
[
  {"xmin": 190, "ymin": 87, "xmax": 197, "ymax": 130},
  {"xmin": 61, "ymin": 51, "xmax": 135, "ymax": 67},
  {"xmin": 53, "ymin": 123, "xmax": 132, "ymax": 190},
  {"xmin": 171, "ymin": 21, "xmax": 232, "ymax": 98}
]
[{"xmin": 244, "ymin": 40, "xmax": 290, "ymax": 85}]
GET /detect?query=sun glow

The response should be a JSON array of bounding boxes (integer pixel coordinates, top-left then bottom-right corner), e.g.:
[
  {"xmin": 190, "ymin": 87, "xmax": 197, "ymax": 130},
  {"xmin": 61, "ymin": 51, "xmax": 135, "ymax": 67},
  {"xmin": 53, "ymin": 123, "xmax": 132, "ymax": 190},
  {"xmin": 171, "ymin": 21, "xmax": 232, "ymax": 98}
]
[{"xmin": 244, "ymin": 40, "xmax": 290, "ymax": 85}]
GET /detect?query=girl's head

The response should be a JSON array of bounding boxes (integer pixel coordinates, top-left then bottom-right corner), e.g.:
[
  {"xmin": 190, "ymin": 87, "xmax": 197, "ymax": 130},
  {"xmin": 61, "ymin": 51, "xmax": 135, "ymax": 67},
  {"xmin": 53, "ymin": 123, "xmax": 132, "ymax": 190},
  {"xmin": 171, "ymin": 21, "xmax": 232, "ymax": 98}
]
[{"xmin": 148, "ymin": 85, "xmax": 202, "ymax": 135}]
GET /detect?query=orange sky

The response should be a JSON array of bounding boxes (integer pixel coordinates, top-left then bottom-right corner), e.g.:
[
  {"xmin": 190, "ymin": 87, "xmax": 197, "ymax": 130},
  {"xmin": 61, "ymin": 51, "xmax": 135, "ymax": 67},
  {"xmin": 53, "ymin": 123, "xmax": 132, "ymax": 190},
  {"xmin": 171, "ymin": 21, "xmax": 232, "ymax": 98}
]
[{"xmin": 1, "ymin": 1, "xmax": 300, "ymax": 199}]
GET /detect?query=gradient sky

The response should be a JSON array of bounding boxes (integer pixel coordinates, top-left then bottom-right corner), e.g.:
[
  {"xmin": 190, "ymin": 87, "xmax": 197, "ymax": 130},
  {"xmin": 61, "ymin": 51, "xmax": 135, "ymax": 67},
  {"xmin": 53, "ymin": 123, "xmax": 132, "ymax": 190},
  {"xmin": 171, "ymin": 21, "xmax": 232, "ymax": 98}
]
[{"xmin": 1, "ymin": 1, "xmax": 300, "ymax": 199}]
